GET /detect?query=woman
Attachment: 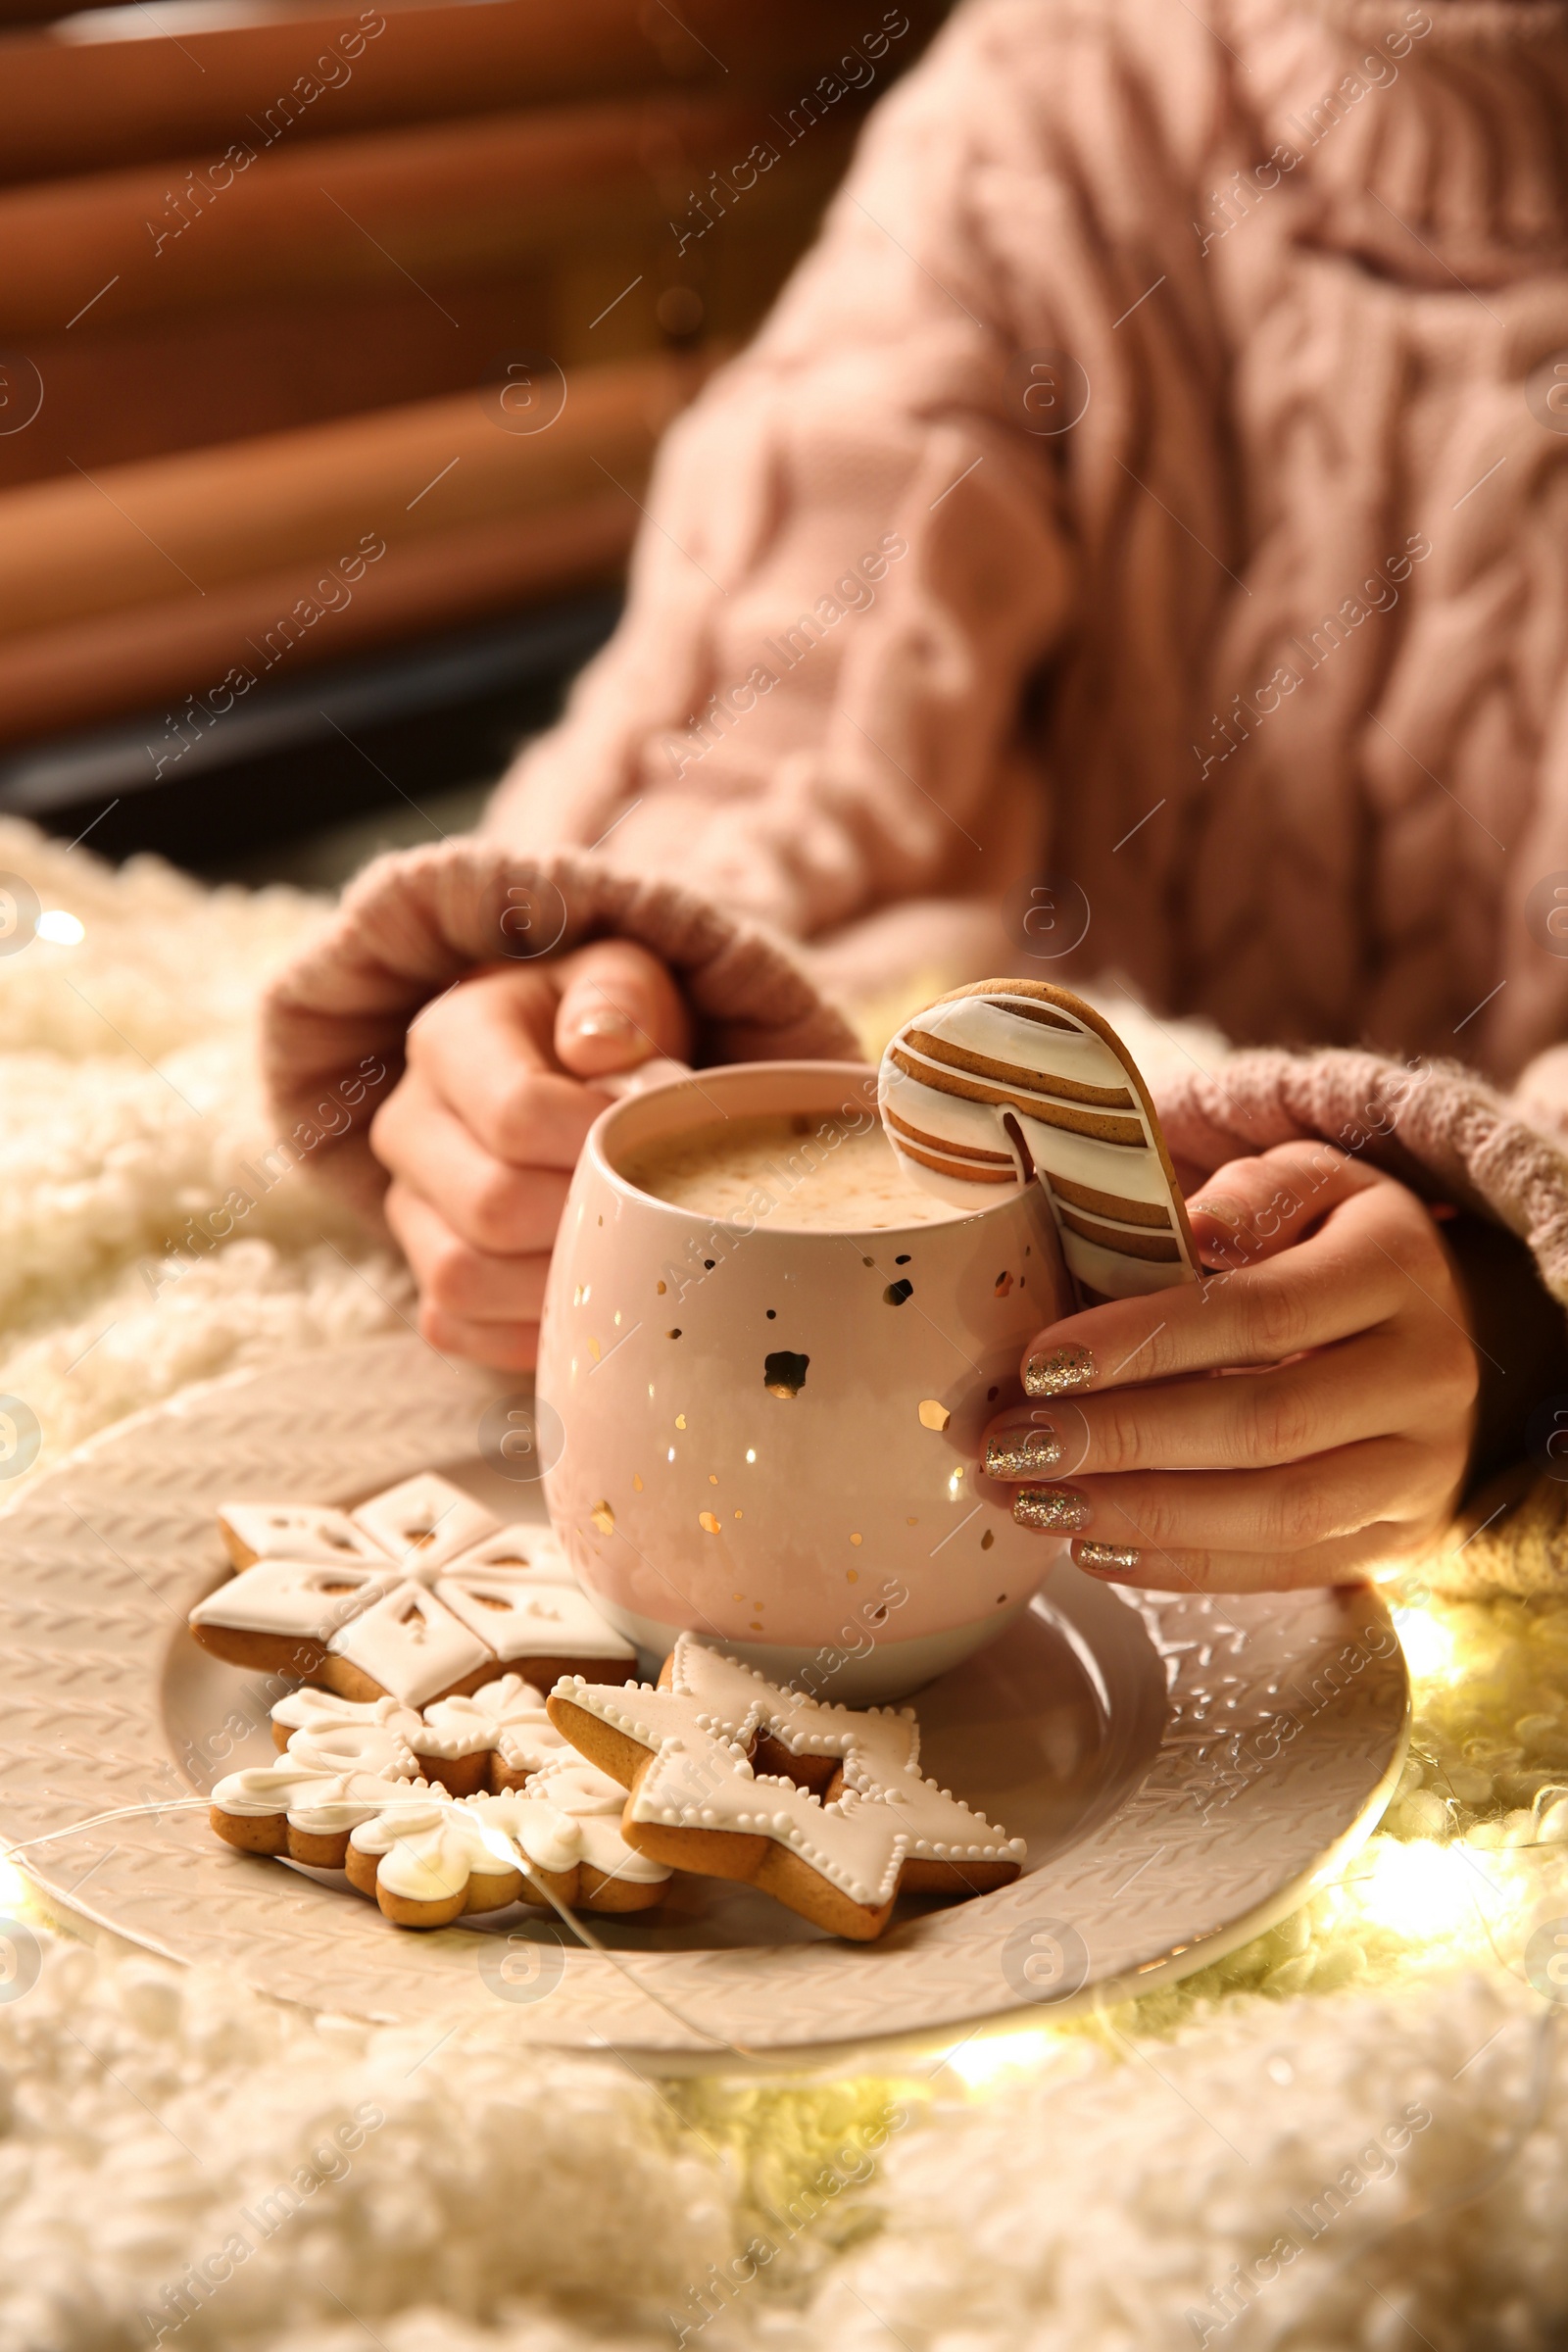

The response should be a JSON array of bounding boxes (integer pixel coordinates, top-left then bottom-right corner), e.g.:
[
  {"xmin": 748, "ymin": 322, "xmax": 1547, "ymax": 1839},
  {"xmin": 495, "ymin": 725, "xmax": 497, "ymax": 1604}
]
[{"xmin": 266, "ymin": 0, "xmax": 1568, "ymax": 1593}]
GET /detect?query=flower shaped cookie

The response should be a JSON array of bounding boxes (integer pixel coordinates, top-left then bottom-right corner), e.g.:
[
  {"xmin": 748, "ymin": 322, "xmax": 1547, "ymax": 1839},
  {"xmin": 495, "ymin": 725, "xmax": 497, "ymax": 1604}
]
[{"xmin": 210, "ymin": 1677, "xmax": 670, "ymax": 1928}]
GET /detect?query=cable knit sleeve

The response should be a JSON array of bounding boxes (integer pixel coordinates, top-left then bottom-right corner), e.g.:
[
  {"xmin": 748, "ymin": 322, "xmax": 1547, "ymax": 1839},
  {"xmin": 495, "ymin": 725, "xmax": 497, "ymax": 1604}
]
[
  {"xmin": 482, "ymin": 5, "xmax": 1074, "ymax": 957},
  {"xmin": 1147, "ymin": 1039, "xmax": 1568, "ymax": 1600}
]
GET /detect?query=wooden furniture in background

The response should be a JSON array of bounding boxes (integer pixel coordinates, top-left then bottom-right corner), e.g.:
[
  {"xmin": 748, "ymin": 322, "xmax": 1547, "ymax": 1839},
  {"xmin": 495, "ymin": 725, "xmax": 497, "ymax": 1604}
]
[{"xmin": 0, "ymin": 0, "xmax": 940, "ymax": 748}]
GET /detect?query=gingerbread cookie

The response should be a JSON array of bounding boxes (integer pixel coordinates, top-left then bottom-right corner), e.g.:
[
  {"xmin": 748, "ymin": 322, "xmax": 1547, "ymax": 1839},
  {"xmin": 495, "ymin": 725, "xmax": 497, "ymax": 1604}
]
[
  {"xmin": 188, "ymin": 1557, "xmax": 399, "ymax": 1678},
  {"xmin": 209, "ymin": 1751, "xmax": 413, "ymax": 1868},
  {"xmin": 877, "ymin": 979, "xmax": 1200, "ymax": 1306},
  {"xmin": 190, "ymin": 1476, "xmax": 638, "ymax": 1703},
  {"xmin": 273, "ymin": 1676, "xmax": 572, "ymax": 1797},
  {"xmin": 216, "ymin": 1681, "xmax": 671, "ymax": 1927},
  {"xmin": 350, "ymin": 1471, "xmax": 499, "ymax": 1572},
  {"xmin": 219, "ymin": 1501, "xmax": 391, "ymax": 1572},
  {"xmin": 549, "ymin": 1636, "xmax": 1025, "ymax": 1941},
  {"xmin": 416, "ymin": 1674, "xmax": 574, "ymax": 1795},
  {"xmin": 345, "ymin": 1764, "xmax": 670, "ymax": 1928}
]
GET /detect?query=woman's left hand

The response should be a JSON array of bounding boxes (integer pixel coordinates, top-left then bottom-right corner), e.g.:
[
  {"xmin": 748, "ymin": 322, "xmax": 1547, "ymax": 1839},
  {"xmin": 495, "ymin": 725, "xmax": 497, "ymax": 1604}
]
[{"xmin": 978, "ymin": 1142, "xmax": 1480, "ymax": 1591}]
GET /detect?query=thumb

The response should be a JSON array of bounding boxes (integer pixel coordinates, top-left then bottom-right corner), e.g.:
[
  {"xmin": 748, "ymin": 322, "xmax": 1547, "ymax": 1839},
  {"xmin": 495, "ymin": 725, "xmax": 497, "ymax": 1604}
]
[{"xmin": 554, "ymin": 939, "xmax": 694, "ymax": 1077}]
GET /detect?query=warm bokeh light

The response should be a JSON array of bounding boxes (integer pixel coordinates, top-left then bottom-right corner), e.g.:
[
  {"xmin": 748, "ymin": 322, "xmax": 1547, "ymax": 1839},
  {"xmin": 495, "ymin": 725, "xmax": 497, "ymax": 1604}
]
[
  {"xmin": 33, "ymin": 909, "xmax": 84, "ymax": 946},
  {"xmin": 1392, "ymin": 1603, "xmax": 1458, "ymax": 1684},
  {"xmin": 940, "ymin": 2027, "xmax": 1062, "ymax": 2092},
  {"xmin": 1348, "ymin": 1837, "xmax": 1478, "ymax": 1943}
]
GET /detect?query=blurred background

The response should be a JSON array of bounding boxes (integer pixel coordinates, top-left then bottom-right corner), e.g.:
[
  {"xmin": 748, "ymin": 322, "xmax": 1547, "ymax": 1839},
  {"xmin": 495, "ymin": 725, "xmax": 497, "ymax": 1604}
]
[{"xmin": 0, "ymin": 0, "xmax": 941, "ymax": 886}]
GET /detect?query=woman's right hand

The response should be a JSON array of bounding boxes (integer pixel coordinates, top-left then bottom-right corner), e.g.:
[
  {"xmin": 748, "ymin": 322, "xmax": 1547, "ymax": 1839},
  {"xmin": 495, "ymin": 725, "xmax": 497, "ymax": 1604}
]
[{"xmin": 370, "ymin": 941, "xmax": 692, "ymax": 1369}]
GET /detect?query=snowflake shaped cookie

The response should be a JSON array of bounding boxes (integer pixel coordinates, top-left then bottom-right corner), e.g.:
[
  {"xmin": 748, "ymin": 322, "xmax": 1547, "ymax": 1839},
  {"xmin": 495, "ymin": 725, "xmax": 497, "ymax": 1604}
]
[
  {"xmin": 550, "ymin": 1635, "xmax": 1026, "ymax": 1940},
  {"xmin": 191, "ymin": 1474, "xmax": 637, "ymax": 1704},
  {"xmin": 209, "ymin": 1674, "xmax": 669, "ymax": 1927}
]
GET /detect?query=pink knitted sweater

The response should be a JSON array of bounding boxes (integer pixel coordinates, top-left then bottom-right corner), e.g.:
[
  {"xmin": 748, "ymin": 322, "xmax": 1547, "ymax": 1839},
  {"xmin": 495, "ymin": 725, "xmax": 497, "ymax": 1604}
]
[{"xmin": 263, "ymin": 0, "xmax": 1568, "ymax": 1592}]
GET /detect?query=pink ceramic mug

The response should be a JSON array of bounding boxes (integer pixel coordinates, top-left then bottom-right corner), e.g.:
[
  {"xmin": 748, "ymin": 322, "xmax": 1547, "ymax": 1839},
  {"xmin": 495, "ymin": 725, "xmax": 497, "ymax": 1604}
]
[{"xmin": 537, "ymin": 1060, "xmax": 1072, "ymax": 1701}]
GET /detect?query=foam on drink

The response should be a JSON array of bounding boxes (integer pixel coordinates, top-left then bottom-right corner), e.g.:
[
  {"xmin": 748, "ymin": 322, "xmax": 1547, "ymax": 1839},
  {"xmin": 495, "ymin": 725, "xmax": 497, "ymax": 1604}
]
[{"xmin": 619, "ymin": 1112, "xmax": 966, "ymax": 1232}]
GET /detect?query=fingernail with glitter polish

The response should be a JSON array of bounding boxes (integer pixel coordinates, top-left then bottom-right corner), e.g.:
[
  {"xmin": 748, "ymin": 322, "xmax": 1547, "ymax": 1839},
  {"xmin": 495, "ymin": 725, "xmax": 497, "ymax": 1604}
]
[
  {"xmin": 1012, "ymin": 1485, "xmax": 1092, "ymax": 1533},
  {"xmin": 1073, "ymin": 1541, "xmax": 1141, "ymax": 1576},
  {"xmin": 984, "ymin": 1420, "xmax": 1064, "ymax": 1479},
  {"xmin": 1023, "ymin": 1345, "xmax": 1097, "ymax": 1397}
]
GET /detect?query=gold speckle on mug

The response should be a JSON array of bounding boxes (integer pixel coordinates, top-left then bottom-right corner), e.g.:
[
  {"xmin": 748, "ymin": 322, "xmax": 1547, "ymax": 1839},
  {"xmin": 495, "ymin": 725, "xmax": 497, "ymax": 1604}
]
[
  {"xmin": 657, "ymin": 1280, "xmax": 666, "ymax": 1295},
  {"xmin": 733, "ymin": 1509, "xmax": 743, "ymax": 1520},
  {"xmin": 573, "ymin": 1283, "xmax": 590, "ymax": 1305},
  {"xmin": 587, "ymin": 1337, "xmax": 601, "ymax": 1361},
  {"xmin": 847, "ymin": 1569, "xmax": 858, "ymax": 1584},
  {"xmin": 733, "ymin": 1592, "xmax": 745, "ymax": 1601},
  {"xmin": 708, "ymin": 1473, "xmax": 718, "ymax": 1486},
  {"xmin": 750, "ymin": 1621, "xmax": 762, "ymax": 1632},
  {"xmin": 906, "ymin": 1516, "xmax": 917, "ymax": 1525},
  {"xmin": 981, "ymin": 1528, "xmax": 996, "ymax": 1549},
  {"xmin": 613, "ymin": 1310, "xmax": 622, "ymax": 1327},
  {"xmin": 666, "ymin": 1329, "xmax": 682, "ymax": 1340},
  {"xmin": 850, "ymin": 1533, "xmax": 863, "ymax": 1546},
  {"xmin": 590, "ymin": 1500, "xmax": 614, "ymax": 1536},
  {"xmin": 948, "ymin": 1467, "xmax": 965, "ymax": 1499},
  {"xmin": 995, "ymin": 1271, "xmax": 1012, "ymax": 1297},
  {"xmin": 675, "ymin": 1413, "xmax": 687, "ymax": 1429},
  {"xmin": 633, "ymin": 1473, "xmax": 644, "ymax": 1492},
  {"xmin": 918, "ymin": 1398, "xmax": 951, "ymax": 1431},
  {"xmin": 699, "ymin": 1511, "xmax": 720, "ymax": 1535},
  {"xmin": 745, "ymin": 1447, "xmax": 757, "ymax": 1463}
]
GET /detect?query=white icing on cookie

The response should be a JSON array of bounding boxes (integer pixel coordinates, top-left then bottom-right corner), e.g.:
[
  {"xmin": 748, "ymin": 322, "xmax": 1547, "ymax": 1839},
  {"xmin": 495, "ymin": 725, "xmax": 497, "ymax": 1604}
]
[
  {"xmin": 327, "ymin": 1581, "xmax": 493, "ymax": 1708},
  {"xmin": 352, "ymin": 1474, "xmax": 499, "ymax": 1574},
  {"xmin": 556, "ymin": 1636, "xmax": 1025, "ymax": 1909},
  {"xmin": 348, "ymin": 1782, "xmax": 667, "ymax": 1903},
  {"xmin": 270, "ymin": 1689, "xmax": 424, "ymax": 1746},
  {"xmin": 219, "ymin": 1502, "xmax": 392, "ymax": 1569},
  {"xmin": 347, "ymin": 1791, "xmax": 519, "ymax": 1904},
  {"xmin": 877, "ymin": 984, "xmax": 1199, "ymax": 1300},
  {"xmin": 434, "ymin": 1565, "xmax": 637, "ymax": 1663},
  {"xmin": 417, "ymin": 1674, "xmax": 571, "ymax": 1771},
  {"xmin": 443, "ymin": 1523, "xmax": 574, "ymax": 1578},
  {"xmin": 211, "ymin": 1756, "xmax": 412, "ymax": 1835},
  {"xmin": 284, "ymin": 1717, "xmax": 421, "ymax": 1780},
  {"xmin": 514, "ymin": 1762, "xmax": 668, "ymax": 1884},
  {"xmin": 190, "ymin": 1558, "xmax": 396, "ymax": 1641}
]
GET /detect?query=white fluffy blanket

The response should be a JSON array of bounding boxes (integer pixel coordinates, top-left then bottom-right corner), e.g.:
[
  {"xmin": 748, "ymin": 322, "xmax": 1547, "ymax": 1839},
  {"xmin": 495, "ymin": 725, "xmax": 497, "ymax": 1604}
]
[{"xmin": 1, "ymin": 818, "xmax": 1564, "ymax": 2352}]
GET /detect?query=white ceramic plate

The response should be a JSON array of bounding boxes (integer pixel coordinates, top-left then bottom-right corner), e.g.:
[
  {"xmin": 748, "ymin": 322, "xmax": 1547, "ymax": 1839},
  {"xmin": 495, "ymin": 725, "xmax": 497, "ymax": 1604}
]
[{"xmin": 0, "ymin": 1335, "xmax": 1408, "ymax": 2063}]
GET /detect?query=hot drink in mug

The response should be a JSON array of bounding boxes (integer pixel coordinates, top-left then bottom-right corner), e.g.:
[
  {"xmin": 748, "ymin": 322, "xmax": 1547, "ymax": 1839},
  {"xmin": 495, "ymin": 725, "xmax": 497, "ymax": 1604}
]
[{"xmin": 537, "ymin": 1060, "xmax": 1070, "ymax": 1702}]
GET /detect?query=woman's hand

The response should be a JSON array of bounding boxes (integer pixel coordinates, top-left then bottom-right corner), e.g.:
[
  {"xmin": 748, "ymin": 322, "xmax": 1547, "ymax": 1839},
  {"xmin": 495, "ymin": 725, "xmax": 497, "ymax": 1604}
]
[
  {"xmin": 978, "ymin": 1142, "xmax": 1480, "ymax": 1592},
  {"xmin": 371, "ymin": 941, "xmax": 691, "ymax": 1370}
]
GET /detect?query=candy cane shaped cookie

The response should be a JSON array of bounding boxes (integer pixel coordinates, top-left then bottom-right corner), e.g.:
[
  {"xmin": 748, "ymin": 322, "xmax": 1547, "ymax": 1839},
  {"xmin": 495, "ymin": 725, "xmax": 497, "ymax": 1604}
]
[{"xmin": 878, "ymin": 978, "xmax": 1200, "ymax": 1307}]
